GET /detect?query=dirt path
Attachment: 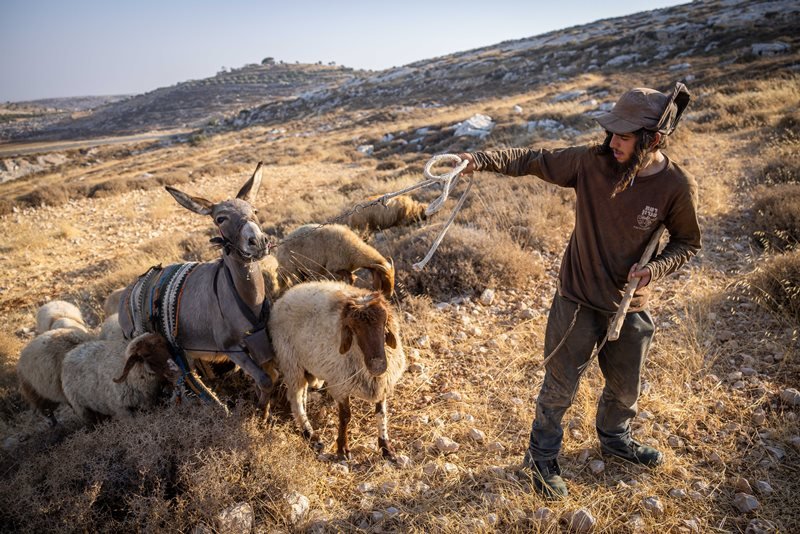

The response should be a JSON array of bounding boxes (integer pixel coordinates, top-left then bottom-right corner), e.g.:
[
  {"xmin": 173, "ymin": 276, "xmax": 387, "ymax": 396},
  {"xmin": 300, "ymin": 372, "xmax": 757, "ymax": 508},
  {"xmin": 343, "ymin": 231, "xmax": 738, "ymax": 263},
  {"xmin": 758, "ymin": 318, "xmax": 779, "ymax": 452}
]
[{"xmin": 0, "ymin": 129, "xmax": 191, "ymax": 157}]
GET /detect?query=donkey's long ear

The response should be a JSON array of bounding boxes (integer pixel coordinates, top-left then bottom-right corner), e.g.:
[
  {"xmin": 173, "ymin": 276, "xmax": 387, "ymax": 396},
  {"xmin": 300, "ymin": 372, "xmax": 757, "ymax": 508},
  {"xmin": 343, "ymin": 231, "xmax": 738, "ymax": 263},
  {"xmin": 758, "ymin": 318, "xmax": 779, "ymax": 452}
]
[
  {"xmin": 236, "ymin": 162, "xmax": 264, "ymax": 203},
  {"xmin": 166, "ymin": 186, "xmax": 213, "ymax": 215}
]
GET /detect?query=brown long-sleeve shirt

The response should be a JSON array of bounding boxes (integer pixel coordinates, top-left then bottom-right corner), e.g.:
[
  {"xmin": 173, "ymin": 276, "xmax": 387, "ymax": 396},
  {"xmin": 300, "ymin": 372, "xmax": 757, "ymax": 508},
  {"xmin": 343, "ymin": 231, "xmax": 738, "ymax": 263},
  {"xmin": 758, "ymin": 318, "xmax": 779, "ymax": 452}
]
[{"xmin": 471, "ymin": 146, "xmax": 701, "ymax": 313}]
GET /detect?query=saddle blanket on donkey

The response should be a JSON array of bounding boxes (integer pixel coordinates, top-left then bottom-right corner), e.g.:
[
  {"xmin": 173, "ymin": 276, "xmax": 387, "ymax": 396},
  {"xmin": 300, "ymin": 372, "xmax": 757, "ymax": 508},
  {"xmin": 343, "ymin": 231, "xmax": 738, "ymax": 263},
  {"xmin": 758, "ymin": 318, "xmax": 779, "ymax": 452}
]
[{"xmin": 121, "ymin": 262, "xmax": 274, "ymax": 404}]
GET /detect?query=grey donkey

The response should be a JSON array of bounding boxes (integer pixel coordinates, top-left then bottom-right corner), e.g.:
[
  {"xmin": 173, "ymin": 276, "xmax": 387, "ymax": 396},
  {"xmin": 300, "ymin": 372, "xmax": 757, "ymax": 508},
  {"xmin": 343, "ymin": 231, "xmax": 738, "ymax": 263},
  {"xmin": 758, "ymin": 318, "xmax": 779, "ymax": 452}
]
[{"xmin": 118, "ymin": 162, "xmax": 274, "ymax": 411}]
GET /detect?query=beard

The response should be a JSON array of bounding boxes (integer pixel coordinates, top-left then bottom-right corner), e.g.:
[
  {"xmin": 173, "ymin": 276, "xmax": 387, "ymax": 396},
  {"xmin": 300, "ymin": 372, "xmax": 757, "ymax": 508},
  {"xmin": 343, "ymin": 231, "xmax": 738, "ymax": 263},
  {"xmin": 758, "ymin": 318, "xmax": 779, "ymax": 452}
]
[{"xmin": 609, "ymin": 148, "xmax": 647, "ymax": 197}]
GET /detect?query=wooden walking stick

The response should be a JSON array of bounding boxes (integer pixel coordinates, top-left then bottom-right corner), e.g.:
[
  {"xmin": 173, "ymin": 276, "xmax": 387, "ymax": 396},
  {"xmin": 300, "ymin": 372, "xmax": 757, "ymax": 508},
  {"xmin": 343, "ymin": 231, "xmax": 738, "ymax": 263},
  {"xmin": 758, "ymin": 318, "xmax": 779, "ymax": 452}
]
[{"xmin": 607, "ymin": 225, "xmax": 666, "ymax": 341}]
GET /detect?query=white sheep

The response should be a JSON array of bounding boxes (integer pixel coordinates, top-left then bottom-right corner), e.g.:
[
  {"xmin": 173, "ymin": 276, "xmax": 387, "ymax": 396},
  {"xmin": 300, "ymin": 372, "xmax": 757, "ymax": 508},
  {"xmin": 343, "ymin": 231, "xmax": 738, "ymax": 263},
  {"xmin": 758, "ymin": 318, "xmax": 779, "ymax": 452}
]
[
  {"xmin": 103, "ymin": 287, "xmax": 126, "ymax": 319},
  {"xmin": 61, "ymin": 333, "xmax": 179, "ymax": 424},
  {"xmin": 35, "ymin": 300, "xmax": 89, "ymax": 334},
  {"xmin": 16, "ymin": 328, "xmax": 95, "ymax": 424},
  {"xmin": 269, "ymin": 280, "xmax": 406, "ymax": 461},
  {"xmin": 272, "ymin": 223, "xmax": 395, "ymax": 298},
  {"xmin": 346, "ymin": 195, "xmax": 427, "ymax": 232}
]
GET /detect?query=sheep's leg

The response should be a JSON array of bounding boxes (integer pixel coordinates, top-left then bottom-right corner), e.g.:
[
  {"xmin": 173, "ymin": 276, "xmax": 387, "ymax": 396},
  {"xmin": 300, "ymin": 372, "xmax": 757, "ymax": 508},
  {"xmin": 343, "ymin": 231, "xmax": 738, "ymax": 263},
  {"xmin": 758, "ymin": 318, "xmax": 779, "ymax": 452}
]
[
  {"xmin": 288, "ymin": 377, "xmax": 323, "ymax": 452},
  {"xmin": 376, "ymin": 399, "xmax": 397, "ymax": 461},
  {"xmin": 336, "ymin": 396, "xmax": 352, "ymax": 461}
]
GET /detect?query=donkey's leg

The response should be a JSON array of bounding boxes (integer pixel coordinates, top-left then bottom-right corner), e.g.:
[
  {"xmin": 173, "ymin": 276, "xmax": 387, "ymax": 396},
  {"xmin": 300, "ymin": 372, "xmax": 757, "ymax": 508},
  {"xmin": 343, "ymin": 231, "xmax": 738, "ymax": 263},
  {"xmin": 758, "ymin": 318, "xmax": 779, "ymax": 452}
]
[
  {"xmin": 376, "ymin": 399, "xmax": 397, "ymax": 461},
  {"xmin": 336, "ymin": 396, "xmax": 352, "ymax": 461},
  {"xmin": 226, "ymin": 352, "xmax": 273, "ymax": 411}
]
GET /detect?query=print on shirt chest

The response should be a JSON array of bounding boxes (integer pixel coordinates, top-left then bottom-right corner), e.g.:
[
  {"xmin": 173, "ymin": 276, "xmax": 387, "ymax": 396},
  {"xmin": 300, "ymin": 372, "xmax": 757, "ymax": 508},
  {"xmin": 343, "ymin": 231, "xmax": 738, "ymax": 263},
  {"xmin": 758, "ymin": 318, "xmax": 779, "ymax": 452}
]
[{"xmin": 635, "ymin": 205, "xmax": 659, "ymax": 231}]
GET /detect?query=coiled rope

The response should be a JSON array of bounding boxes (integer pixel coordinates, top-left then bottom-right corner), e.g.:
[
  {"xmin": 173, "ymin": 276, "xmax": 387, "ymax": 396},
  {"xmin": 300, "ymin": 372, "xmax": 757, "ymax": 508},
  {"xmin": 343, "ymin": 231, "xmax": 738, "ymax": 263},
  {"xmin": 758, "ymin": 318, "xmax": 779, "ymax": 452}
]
[{"xmin": 269, "ymin": 153, "xmax": 471, "ymax": 270}]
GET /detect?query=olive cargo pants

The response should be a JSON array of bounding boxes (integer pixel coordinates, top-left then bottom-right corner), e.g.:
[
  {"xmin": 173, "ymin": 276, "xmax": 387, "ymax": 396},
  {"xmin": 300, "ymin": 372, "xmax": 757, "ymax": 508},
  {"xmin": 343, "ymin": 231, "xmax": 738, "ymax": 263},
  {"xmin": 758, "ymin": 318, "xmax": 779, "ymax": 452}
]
[{"xmin": 527, "ymin": 291, "xmax": 655, "ymax": 461}]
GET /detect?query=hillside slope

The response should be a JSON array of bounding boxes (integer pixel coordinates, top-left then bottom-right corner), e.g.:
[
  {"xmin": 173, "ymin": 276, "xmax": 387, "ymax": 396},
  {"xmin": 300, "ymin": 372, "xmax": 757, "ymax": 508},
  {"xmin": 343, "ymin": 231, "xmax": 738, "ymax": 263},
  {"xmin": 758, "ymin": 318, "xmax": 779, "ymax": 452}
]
[{"xmin": 0, "ymin": 0, "xmax": 799, "ymax": 532}]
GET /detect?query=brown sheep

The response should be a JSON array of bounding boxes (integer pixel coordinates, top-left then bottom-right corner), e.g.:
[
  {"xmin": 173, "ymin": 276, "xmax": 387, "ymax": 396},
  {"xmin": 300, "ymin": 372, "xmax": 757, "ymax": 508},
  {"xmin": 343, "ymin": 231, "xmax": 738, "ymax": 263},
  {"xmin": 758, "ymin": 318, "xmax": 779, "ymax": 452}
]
[
  {"xmin": 346, "ymin": 195, "xmax": 427, "ymax": 232},
  {"xmin": 272, "ymin": 223, "xmax": 395, "ymax": 298}
]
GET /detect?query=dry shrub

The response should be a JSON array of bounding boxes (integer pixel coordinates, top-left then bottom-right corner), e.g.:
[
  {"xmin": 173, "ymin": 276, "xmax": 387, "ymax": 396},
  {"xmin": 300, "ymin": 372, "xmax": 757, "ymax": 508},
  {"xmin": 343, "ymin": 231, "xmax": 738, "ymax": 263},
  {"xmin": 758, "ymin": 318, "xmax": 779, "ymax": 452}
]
[
  {"xmin": 752, "ymin": 183, "xmax": 800, "ymax": 251},
  {"xmin": 16, "ymin": 184, "xmax": 70, "ymax": 208},
  {"xmin": 745, "ymin": 249, "xmax": 800, "ymax": 325},
  {"xmin": 387, "ymin": 224, "xmax": 543, "ymax": 300},
  {"xmin": 753, "ymin": 131, "xmax": 800, "ymax": 186},
  {"xmin": 0, "ymin": 405, "xmax": 324, "ymax": 531},
  {"xmin": 178, "ymin": 230, "xmax": 218, "ymax": 262},
  {"xmin": 0, "ymin": 333, "xmax": 23, "ymax": 421}
]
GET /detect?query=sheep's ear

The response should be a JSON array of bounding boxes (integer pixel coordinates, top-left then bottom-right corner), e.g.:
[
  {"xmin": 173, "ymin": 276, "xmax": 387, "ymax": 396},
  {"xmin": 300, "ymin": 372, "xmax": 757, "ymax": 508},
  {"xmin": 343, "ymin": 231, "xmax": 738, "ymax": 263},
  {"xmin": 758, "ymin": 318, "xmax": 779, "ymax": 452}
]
[
  {"xmin": 166, "ymin": 186, "xmax": 213, "ymax": 215},
  {"xmin": 385, "ymin": 328, "xmax": 397, "ymax": 349},
  {"xmin": 339, "ymin": 325, "xmax": 353, "ymax": 354},
  {"xmin": 114, "ymin": 353, "xmax": 142, "ymax": 383},
  {"xmin": 236, "ymin": 162, "xmax": 263, "ymax": 203}
]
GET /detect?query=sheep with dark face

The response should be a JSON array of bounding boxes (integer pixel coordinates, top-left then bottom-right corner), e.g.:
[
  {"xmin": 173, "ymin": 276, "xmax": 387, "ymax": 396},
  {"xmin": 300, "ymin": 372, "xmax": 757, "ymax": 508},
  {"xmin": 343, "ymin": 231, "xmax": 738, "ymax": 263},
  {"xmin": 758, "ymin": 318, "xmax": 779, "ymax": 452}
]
[
  {"xmin": 271, "ymin": 224, "xmax": 395, "ymax": 298},
  {"xmin": 17, "ymin": 328, "xmax": 95, "ymax": 425},
  {"xmin": 268, "ymin": 280, "xmax": 406, "ymax": 461},
  {"xmin": 61, "ymin": 333, "xmax": 179, "ymax": 425}
]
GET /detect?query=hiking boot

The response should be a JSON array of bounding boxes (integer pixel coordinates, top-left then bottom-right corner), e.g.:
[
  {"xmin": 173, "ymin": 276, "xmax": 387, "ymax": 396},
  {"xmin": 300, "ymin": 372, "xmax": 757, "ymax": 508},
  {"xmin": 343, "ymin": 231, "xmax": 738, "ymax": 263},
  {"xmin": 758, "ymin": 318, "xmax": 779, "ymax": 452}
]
[
  {"xmin": 520, "ymin": 454, "xmax": 568, "ymax": 499},
  {"xmin": 601, "ymin": 439, "xmax": 663, "ymax": 466}
]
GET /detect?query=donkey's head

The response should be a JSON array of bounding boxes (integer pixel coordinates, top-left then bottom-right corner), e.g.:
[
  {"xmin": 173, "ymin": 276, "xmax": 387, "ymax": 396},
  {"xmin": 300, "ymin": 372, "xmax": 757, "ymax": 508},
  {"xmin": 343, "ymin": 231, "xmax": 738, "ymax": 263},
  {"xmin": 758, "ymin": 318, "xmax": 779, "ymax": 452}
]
[
  {"xmin": 339, "ymin": 292, "xmax": 398, "ymax": 376},
  {"xmin": 166, "ymin": 163, "xmax": 268, "ymax": 261}
]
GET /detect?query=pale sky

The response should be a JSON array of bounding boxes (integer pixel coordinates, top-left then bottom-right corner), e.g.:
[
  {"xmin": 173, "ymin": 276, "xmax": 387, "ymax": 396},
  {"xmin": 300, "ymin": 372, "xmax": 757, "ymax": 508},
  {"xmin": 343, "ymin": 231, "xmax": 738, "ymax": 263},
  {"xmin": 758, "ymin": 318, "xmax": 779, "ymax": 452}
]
[{"xmin": 0, "ymin": 0, "xmax": 687, "ymax": 103}]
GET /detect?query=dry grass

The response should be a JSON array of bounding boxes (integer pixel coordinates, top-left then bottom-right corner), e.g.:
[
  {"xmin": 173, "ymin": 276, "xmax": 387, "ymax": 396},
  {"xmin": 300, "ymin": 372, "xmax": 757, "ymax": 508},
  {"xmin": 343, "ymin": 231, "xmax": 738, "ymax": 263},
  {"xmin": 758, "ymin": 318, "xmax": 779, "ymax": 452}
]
[{"xmin": 1, "ymin": 66, "xmax": 799, "ymax": 532}]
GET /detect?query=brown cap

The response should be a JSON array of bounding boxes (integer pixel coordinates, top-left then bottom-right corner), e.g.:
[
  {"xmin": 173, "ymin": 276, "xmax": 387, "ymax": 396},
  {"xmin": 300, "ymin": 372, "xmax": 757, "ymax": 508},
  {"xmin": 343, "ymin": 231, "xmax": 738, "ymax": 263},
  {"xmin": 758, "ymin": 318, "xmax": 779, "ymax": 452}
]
[{"xmin": 596, "ymin": 87, "xmax": 674, "ymax": 134}]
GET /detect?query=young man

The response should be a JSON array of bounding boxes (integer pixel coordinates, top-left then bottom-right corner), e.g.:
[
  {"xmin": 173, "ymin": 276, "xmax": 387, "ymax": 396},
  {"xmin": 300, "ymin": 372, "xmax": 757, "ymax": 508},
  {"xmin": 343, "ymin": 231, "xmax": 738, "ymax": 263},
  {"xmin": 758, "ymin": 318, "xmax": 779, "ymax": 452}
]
[{"xmin": 457, "ymin": 83, "xmax": 701, "ymax": 498}]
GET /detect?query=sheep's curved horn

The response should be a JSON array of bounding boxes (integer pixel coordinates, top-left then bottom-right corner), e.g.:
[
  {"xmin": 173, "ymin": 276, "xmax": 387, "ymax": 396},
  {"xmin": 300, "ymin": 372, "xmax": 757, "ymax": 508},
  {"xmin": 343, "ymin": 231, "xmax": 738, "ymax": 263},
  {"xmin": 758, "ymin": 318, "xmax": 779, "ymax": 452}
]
[{"xmin": 113, "ymin": 354, "xmax": 142, "ymax": 384}]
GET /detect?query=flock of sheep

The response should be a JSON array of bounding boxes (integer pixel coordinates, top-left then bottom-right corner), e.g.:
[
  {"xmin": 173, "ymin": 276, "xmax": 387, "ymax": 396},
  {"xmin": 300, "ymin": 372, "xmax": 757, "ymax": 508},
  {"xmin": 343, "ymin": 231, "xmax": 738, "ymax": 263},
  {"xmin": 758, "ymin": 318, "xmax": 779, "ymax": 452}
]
[{"xmin": 15, "ymin": 168, "xmax": 428, "ymax": 461}]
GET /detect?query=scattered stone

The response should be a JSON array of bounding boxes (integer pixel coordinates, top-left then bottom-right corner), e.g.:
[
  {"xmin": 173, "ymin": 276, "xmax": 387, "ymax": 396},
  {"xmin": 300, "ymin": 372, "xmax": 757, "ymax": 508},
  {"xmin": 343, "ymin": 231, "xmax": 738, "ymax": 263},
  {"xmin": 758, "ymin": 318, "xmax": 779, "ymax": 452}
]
[
  {"xmin": 765, "ymin": 446, "xmax": 785, "ymax": 461},
  {"xmin": 285, "ymin": 492, "xmax": 310, "ymax": 525},
  {"xmin": 216, "ymin": 502, "xmax": 254, "ymax": 533},
  {"xmin": 668, "ymin": 435, "xmax": 683, "ymax": 448},
  {"xmin": 453, "ymin": 114, "xmax": 495, "ymax": 138},
  {"xmin": 589, "ymin": 459, "xmax": 605, "ymax": 475},
  {"xmin": 356, "ymin": 144, "xmax": 374, "ymax": 155},
  {"xmin": 669, "ymin": 488, "xmax": 687, "ymax": 499},
  {"xmin": 386, "ymin": 506, "xmax": 400, "ymax": 517},
  {"xmin": 487, "ymin": 441, "xmax": 505, "ymax": 453},
  {"xmin": 512, "ymin": 105, "xmax": 523, "ymax": 114},
  {"xmin": 637, "ymin": 410, "xmax": 653, "ymax": 420},
  {"xmin": 754, "ymin": 480, "xmax": 773, "ymax": 495},
  {"xmin": 441, "ymin": 391, "xmax": 463, "ymax": 402},
  {"xmin": 330, "ymin": 463, "xmax": 349, "ymax": 475},
  {"xmin": 479, "ymin": 288, "xmax": 495, "ymax": 306},
  {"xmin": 733, "ymin": 476, "xmax": 753, "ymax": 494},
  {"xmin": 745, "ymin": 517, "xmax": 778, "ymax": 533},
  {"xmin": 468, "ymin": 428, "xmax": 486, "ymax": 443},
  {"xmin": 692, "ymin": 480, "xmax": 709, "ymax": 493},
  {"xmin": 443, "ymin": 462, "xmax": 458, "ymax": 474},
  {"xmin": 627, "ymin": 514, "xmax": 646, "ymax": 532},
  {"xmin": 790, "ymin": 436, "xmax": 800, "ymax": 450},
  {"xmin": 682, "ymin": 518, "xmax": 701, "ymax": 532},
  {"xmin": 688, "ymin": 490, "xmax": 704, "ymax": 500},
  {"xmin": 416, "ymin": 335, "xmax": 430, "ymax": 348},
  {"xmin": 395, "ymin": 454, "xmax": 412, "ymax": 468},
  {"xmin": 752, "ymin": 409, "xmax": 766, "ymax": 426},
  {"xmin": 357, "ymin": 482, "xmax": 374, "ymax": 494},
  {"xmin": 780, "ymin": 388, "xmax": 800, "ymax": 406},
  {"xmin": 561, "ymin": 507, "xmax": 596, "ymax": 532},
  {"xmin": 734, "ymin": 492, "xmax": 760, "ymax": 513},
  {"xmin": 752, "ymin": 42, "xmax": 791, "ymax": 56},
  {"xmin": 408, "ymin": 362, "xmax": 425, "ymax": 373},
  {"xmin": 727, "ymin": 371, "xmax": 743, "ymax": 382},
  {"xmin": 435, "ymin": 436, "xmax": 460, "ymax": 453},
  {"xmin": 642, "ymin": 496, "xmax": 664, "ymax": 516},
  {"xmin": 533, "ymin": 507, "xmax": 554, "ymax": 523}
]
